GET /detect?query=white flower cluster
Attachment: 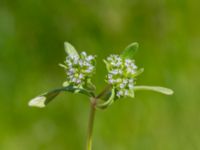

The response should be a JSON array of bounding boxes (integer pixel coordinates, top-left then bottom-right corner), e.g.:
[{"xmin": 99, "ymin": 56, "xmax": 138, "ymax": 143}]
[
  {"xmin": 63, "ymin": 52, "xmax": 96, "ymax": 86},
  {"xmin": 105, "ymin": 55, "xmax": 138, "ymax": 98}
]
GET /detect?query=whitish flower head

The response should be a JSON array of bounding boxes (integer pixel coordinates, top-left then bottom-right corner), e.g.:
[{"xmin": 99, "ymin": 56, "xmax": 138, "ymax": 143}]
[
  {"xmin": 105, "ymin": 55, "xmax": 139, "ymax": 98},
  {"xmin": 63, "ymin": 52, "xmax": 96, "ymax": 86}
]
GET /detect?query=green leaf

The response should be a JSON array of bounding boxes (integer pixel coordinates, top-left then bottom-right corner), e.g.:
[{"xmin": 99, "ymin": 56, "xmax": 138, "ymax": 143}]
[
  {"xmin": 134, "ymin": 85, "xmax": 174, "ymax": 95},
  {"xmin": 59, "ymin": 63, "xmax": 68, "ymax": 69},
  {"xmin": 132, "ymin": 68, "xmax": 144, "ymax": 77},
  {"xmin": 63, "ymin": 81, "xmax": 70, "ymax": 87},
  {"xmin": 64, "ymin": 42, "xmax": 79, "ymax": 57},
  {"xmin": 96, "ymin": 85, "xmax": 112, "ymax": 100},
  {"xmin": 28, "ymin": 88, "xmax": 63, "ymax": 108},
  {"xmin": 96, "ymin": 88, "xmax": 115, "ymax": 109},
  {"xmin": 85, "ymin": 79, "xmax": 96, "ymax": 91},
  {"xmin": 103, "ymin": 59, "xmax": 110, "ymax": 71},
  {"xmin": 28, "ymin": 96, "xmax": 46, "ymax": 108},
  {"xmin": 64, "ymin": 86, "xmax": 95, "ymax": 97},
  {"xmin": 128, "ymin": 89, "xmax": 135, "ymax": 98},
  {"xmin": 28, "ymin": 86, "xmax": 95, "ymax": 108},
  {"xmin": 121, "ymin": 42, "xmax": 139, "ymax": 59}
]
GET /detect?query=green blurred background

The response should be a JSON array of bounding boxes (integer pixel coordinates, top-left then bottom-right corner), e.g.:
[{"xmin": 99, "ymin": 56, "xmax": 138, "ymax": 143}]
[{"xmin": 0, "ymin": 0, "xmax": 200, "ymax": 149}]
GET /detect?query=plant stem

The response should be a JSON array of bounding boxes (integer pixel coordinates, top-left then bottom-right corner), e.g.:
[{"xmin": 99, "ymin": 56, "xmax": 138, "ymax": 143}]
[
  {"xmin": 86, "ymin": 98, "xmax": 97, "ymax": 150},
  {"xmin": 86, "ymin": 86, "xmax": 111, "ymax": 150}
]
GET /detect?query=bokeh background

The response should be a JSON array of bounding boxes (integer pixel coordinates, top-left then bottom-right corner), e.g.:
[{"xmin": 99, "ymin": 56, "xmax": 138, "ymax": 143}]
[{"xmin": 0, "ymin": 0, "xmax": 200, "ymax": 149}]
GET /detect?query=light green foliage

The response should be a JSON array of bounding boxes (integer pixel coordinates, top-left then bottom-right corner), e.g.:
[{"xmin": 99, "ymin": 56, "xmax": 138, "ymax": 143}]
[
  {"xmin": 134, "ymin": 86, "xmax": 174, "ymax": 95},
  {"xmin": 28, "ymin": 96, "xmax": 46, "ymax": 108},
  {"xmin": 64, "ymin": 42, "xmax": 79, "ymax": 58},
  {"xmin": 121, "ymin": 42, "xmax": 139, "ymax": 59}
]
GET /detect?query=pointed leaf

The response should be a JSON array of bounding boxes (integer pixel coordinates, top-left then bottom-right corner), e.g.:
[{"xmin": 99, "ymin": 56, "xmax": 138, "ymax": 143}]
[
  {"xmin": 59, "ymin": 63, "xmax": 68, "ymax": 69},
  {"xmin": 64, "ymin": 42, "xmax": 79, "ymax": 57},
  {"xmin": 28, "ymin": 88, "xmax": 63, "ymax": 108},
  {"xmin": 63, "ymin": 81, "xmax": 70, "ymax": 87},
  {"xmin": 28, "ymin": 96, "xmax": 46, "ymax": 108},
  {"xmin": 85, "ymin": 79, "xmax": 96, "ymax": 91},
  {"xmin": 134, "ymin": 85, "xmax": 174, "ymax": 95},
  {"xmin": 121, "ymin": 42, "xmax": 139, "ymax": 59},
  {"xmin": 128, "ymin": 89, "xmax": 135, "ymax": 98},
  {"xmin": 96, "ymin": 85, "xmax": 112, "ymax": 100},
  {"xmin": 103, "ymin": 59, "xmax": 110, "ymax": 71},
  {"xmin": 28, "ymin": 86, "xmax": 95, "ymax": 108},
  {"xmin": 132, "ymin": 68, "xmax": 144, "ymax": 77}
]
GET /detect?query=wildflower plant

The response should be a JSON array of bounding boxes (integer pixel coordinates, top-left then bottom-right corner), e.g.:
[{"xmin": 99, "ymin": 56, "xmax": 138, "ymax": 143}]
[{"xmin": 29, "ymin": 42, "xmax": 174, "ymax": 150}]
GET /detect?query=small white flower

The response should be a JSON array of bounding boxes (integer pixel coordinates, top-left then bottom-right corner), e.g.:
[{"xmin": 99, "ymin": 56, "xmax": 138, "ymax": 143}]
[
  {"xmin": 117, "ymin": 91, "xmax": 123, "ymax": 97},
  {"xmin": 131, "ymin": 63, "xmax": 137, "ymax": 69},
  {"xmin": 123, "ymin": 79, "xmax": 128, "ymax": 84},
  {"xmin": 124, "ymin": 90, "xmax": 129, "ymax": 96},
  {"xmin": 73, "ymin": 59, "xmax": 79, "ymax": 65},
  {"xmin": 116, "ymin": 62, "xmax": 122, "ymax": 67},
  {"xmin": 108, "ymin": 79, "xmax": 114, "ymax": 84},
  {"xmin": 118, "ymin": 70, "xmax": 122, "ymax": 74},
  {"xmin": 116, "ymin": 78, "xmax": 122, "ymax": 83},
  {"xmin": 127, "ymin": 68, "xmax": 136, "ymax": 74},
  {"xmin": 81, "ymin": 51, "xmax": 87, "ymax": 56},
  {"xmin": 120, "ymin": 83, "xmax": 125, "ymax": 88},
  {"xmin": 87, "ymin": 55, "xmax": 95, "ymax": 61},
  {"xmin": 79, "ymin": 73, "xmax": 84, "ymax": 79},
  {"xmin": 78, "ymin": 60, "xmax": 84, "ymax": 66},
  {"xmin": 129, "ymin": 79, "xmax": 133, "ymax": 83},
  {"xmin": 108, "ymin": 74, "xmax": 113, "ymax": 79},
  {"xmin": 128, "ymin": 83, "xmax": 134, "ymax": 89},
  {"xmin": 76, "ymin": 79, "xmax": 81, "ymax": 84},
  {"xmin": 125, "ymin": 59, "xmax": 132, "ymax": 65},
  {"xmin": 72, "ymin": 78, "xmax": 77, "ymax": 83},
  {"xmin": 85, "ymin": 66, "xmax": 94, "ymax": 73},
  {"xmin": 110, "ymin": 70, "xmax": 119, "ymax": 75}
]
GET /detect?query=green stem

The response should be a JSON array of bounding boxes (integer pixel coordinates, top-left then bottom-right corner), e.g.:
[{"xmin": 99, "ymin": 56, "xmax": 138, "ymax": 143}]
[
  {"xmin": 86, "ymin": 86, "xmax": 112, "ymax": 150},
  {"xmin": 86, "ymin": 98, "xmax": 97, "ymax": 150}
]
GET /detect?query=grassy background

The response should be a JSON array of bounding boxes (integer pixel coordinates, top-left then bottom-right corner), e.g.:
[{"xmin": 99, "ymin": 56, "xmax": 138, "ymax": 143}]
[{"xmin": 0, "ymin": 0, "xmax": 200, "ymax": 149}]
